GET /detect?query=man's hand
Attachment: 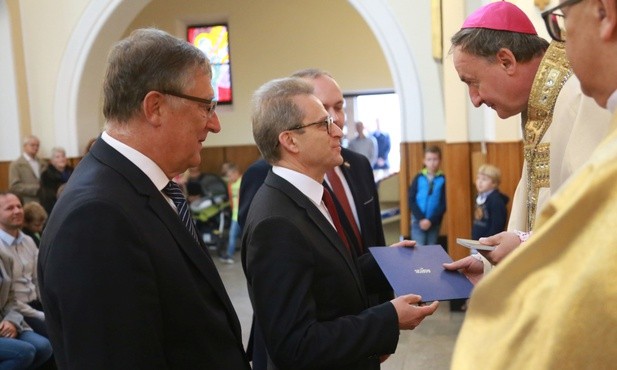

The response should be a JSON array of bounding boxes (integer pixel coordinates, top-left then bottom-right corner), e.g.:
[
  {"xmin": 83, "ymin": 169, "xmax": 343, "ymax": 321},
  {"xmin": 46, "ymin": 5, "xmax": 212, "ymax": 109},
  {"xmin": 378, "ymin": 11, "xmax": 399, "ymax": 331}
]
[
  {"xmin": 443, "ymin": 256, "xmax": 484, "ymax": 285},
  {"xmin": 391, "ymin": 294, "xmax": 439, "ymax": 330},
  {"xmin": 389, "ymin": 239, "xmax": 416, "ymax": 248},
  {"xmin": 419, "ymin": 219, "xmax": 432, "ymax": 231},
  {"xmin": 477, "ymin": 231, "xmax": 521, "ymax": 265},
  {"xmin": 0, "ymin": 320, "xmax": 18, "ymax": 338}
]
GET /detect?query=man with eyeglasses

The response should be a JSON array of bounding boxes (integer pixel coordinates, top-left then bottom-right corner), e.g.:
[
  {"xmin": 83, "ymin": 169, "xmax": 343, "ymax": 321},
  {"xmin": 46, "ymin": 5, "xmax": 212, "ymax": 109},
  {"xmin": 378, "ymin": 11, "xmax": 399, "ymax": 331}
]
[
  {"xmin": 238, "ymin": 69, "xmax": 391, "ymax": 369},
  {"xmin": 444, "ymin": 0, "xmax": 610, "ymax": 282},
  {"xmin": 451, "ymin": 1, "xmax": 617, "ymax": 368},
  {"xmin": 242, "ymin": 77, "xmax": 438, "ymax": 370},
  {"xmin": 38, "ymin": 28, "xmax": 250, "ymax": 369},
  {"xmin": 239, "ymin": 69, "xmax": 386, "ymax": 257}
]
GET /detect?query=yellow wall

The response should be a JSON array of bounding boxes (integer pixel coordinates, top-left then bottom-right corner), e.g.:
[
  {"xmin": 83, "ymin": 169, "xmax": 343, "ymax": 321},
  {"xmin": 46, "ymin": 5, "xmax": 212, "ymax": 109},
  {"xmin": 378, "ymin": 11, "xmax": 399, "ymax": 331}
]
[
  {"xmin": 17, "ymin": 0, "xmax": 91, "ymax": 155},
  {"xmin": 125, "ymin": 0, "xmax": 393, "ymax": 147}
]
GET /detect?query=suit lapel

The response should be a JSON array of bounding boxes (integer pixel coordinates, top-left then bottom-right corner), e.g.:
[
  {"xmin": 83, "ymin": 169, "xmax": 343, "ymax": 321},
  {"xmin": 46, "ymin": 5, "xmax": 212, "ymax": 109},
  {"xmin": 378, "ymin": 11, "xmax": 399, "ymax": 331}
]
[
  {"xmin": 265, "ymin": 172, "xmax": 366, "ymax": 294},
  {"xmin": 91, "ymin": 139, "xmax": 243, "ymax": 339}
]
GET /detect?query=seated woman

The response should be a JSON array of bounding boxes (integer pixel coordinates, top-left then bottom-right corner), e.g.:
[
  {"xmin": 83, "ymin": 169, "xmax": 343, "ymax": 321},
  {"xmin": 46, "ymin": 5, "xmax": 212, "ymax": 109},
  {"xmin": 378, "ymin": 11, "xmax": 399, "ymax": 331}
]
[
  {"xmin": 0, "ymin": 249, "xmax": 52, "ymax": 369},
  {"xmin": 38, "ymin": 147, "xmax": 73, "ymax": 214}
]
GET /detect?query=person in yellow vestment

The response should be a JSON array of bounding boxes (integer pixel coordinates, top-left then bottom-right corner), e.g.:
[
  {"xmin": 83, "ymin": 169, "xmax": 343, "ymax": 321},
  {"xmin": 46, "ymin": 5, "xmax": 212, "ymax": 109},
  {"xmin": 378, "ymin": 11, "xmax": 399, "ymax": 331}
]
[
  {"xmin": 452, "ymin": 0, "xmax": 617, "ymax": 368},
  {"xmin": 446, "ymin": 0, "xmax": 611, "ymax": 279}
]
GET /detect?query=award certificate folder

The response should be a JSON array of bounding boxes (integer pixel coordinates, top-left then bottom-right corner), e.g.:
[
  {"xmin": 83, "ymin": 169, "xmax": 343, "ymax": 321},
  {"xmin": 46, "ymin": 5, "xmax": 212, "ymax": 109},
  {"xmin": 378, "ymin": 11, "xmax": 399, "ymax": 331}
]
[{"xmin": 369, "ymin": 245, "xmax": 474, "ymax": 302}]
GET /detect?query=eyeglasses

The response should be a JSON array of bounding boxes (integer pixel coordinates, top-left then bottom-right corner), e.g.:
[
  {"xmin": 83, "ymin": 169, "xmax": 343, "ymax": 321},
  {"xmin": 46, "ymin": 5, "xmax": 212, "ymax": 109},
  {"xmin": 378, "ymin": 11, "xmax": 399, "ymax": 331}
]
[
  {"xmin": 541, "ymin": 0, "xmax": 583, "ymax": 42},
  {"xmin": 288, "ymin": 116, "xmax": 335, "ymax": 135},
  {"xmin": 160, "ymin": 90, "xmax": 217, "ymax": 117}
]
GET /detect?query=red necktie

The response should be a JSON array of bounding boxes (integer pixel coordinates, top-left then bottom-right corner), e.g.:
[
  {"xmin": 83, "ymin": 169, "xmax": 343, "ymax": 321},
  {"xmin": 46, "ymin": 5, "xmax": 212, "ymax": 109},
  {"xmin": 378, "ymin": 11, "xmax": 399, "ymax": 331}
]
[
  {"xmin": 322, "ymin": 187, "xmax": 352, "ymax": 255},
  {"xmin": 326, "ymin": 168, "xmax": 363, "ymax": 253}
]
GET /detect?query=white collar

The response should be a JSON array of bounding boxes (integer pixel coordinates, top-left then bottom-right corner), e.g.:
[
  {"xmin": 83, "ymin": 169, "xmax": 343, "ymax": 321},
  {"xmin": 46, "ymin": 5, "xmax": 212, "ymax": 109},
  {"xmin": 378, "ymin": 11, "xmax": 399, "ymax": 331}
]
[
  {"xmin": 272, "ymin": 166, "xmax": 324, "ymax": 207},
  {"xmin": 101, "ymin": 131, "xmax": 170, "ymax": 191},
  {"xmin": 607, "ymin": 89, "xmax": 617, "ymax": 114}
]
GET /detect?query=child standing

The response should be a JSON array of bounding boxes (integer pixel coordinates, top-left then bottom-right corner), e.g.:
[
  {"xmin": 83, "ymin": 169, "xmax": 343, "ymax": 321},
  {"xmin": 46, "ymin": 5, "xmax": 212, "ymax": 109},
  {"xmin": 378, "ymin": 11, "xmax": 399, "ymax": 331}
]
[
  {"xmin": 472, "ymin": 164, "xmax": 509, "ymax": 240},
  {"xmin": 408, "ymin": 146, "xmax": 446, "ymax": 245},
  {"xmin": 220, "ymin": 163, "xmax": 243, "ymax": 264}
]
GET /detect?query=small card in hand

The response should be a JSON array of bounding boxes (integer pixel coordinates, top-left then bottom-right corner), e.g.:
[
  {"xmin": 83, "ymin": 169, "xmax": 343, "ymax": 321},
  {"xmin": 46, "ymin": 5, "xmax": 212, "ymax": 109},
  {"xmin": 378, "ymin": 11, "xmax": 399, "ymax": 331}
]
[{"xmin": 456, "ymin": 238, "xmax": 496, "ymax": 251}]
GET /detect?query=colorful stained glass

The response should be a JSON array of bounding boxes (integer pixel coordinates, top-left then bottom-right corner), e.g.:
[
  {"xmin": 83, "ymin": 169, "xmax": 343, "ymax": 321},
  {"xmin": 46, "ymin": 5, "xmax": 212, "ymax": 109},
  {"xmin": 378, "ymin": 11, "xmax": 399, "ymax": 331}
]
[{"xmin": 187, "ymin": 24, "xmax": 232, "ymax": 104}]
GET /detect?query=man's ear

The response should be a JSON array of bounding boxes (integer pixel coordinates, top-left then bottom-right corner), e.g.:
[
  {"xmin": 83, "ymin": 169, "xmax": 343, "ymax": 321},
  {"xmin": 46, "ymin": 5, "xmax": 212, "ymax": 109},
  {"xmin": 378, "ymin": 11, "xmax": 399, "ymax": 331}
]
[
  {"xmin": 142, "ymin": 91, "xmax": 165, "ymax": 127},
  {"xmin": 278, "ymin": 131, "xmax": 300, "ymax": 154},
  {"xmin": 599, "ymin": 0, "xmax": 617, "ymax": 41},
  {"xmin": 496, "ymin": 48, "xmax": 517, "ymax": 75}
]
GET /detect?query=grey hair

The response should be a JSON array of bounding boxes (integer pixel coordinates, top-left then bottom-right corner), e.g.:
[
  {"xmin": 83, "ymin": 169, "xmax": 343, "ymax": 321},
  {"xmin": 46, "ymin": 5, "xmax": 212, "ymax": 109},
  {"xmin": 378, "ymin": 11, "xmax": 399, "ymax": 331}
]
[
  {"xmin": 103, "ymin": 28, "xmax": 212, "ymax": 123},
  {"xmin": 251, "ymin": 77, "xmax": 314, "ymax": 163},
  {"xmin": 291, "ymin": 68, "xmax": 333, "ymax": 80}
]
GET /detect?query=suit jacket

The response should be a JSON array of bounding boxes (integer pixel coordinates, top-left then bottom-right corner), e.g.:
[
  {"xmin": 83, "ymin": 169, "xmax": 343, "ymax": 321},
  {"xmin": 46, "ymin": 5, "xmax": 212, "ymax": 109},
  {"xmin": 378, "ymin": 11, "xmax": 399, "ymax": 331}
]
[
  {"xmin": 38, "ymin": 138, "xmax": 250, "ymax": 370},
  {"xmin": 337, "ymin": 148, "xmax": 385, "ymax": 250},
  {"xmin": 239, "ymin": 149, "xmax": 385, "ymax": 251},
  {"xmin": 0, "ymin": 249, "xmax": 28, "ymax": 331},
  {"xmin": 9, "ymin": 155, "xmax": 46, "ymax": 204},
  {"xmin": 242, "ymin": 171, "xmax": 398, "ymax": 370}
]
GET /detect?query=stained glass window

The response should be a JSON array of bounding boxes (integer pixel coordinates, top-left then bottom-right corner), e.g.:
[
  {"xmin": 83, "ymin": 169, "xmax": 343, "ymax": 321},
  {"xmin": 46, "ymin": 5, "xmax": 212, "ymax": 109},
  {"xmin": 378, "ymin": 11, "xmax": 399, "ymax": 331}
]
[{"xmin": 187, "ymin": 24, "xmax": 232, "ymax": 104}]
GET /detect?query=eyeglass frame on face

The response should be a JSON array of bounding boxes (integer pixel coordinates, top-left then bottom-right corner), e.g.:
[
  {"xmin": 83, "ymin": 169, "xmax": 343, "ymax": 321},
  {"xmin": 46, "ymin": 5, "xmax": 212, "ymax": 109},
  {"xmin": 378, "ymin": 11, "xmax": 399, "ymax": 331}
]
[
  {"xmin": 541, "ymin": 0, "xmax": 583, "ymax": 42},
  {"xmin": 287, "ymin": 116, "xmax": 335, "ymax": 135},
  {"xmin": 159, "ymin": 90, "xmax": 218, "ymax": 117}
]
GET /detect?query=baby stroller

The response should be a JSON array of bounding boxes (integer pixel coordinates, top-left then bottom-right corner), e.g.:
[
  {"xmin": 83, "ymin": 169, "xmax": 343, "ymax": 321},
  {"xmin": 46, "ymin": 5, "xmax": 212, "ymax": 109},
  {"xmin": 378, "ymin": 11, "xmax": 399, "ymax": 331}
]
[{"xmin": 188, "ymin": 173, "xmax": 230, "ymax": 254}]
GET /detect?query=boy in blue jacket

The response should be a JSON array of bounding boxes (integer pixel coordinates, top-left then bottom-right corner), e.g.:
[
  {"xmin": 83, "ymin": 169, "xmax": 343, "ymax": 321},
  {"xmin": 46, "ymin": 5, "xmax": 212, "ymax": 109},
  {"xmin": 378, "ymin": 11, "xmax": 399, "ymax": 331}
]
[{"xmin": 408, "ymin": 146, "xmax": 446, "ymax": 245}]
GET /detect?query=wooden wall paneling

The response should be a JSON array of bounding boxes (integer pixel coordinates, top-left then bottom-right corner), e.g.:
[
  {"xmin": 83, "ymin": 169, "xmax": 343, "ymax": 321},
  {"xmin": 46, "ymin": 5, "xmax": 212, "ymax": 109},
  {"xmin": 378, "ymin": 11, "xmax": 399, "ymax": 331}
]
[
  {"xmin": 486, "ymin": 142, "xmax": 523, "ymax": 217},
  {"xmin": 199, "ymin": 147, "xmax": 226, "ymax": 175},
  {"xmin": 223, "ymin": 145, "xmax": 262, "ymax": 173},
  {"xmin": 200, "ymin": 145, "xmax": 262, "ymax": 177},
  {"xmin": 0, "ymin": 162, "xmax": 10, "ymax": 192},
  {"xmin": 443, "ymin": 142, "xmax": 473, "ymax": 261}
]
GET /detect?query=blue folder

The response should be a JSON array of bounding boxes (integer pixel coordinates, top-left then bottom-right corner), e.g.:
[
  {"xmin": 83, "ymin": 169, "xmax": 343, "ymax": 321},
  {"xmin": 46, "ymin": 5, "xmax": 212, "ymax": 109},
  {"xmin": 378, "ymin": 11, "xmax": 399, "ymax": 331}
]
[{"xmin": 369, "ymin": 245, "xmax": 474, "ymax": 302}]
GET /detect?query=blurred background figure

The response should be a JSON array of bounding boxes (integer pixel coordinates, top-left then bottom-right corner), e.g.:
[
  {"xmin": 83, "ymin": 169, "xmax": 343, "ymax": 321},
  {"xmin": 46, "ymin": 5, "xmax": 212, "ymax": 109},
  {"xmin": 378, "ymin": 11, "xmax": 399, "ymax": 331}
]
[
  {"xmin": 220, "ymin": 163, "xmax": 242, "ymax": 264},
  {"xmin": 22, "ymin": 202, "xmax": 48, "ymax": 248},
  {"xmin": 0, "ymin": 192, "xmax": 47, "ymax": 338},
  {"xmin": 472, "ymin": 164, "xmax": 508, "ymax": 240},
  {"xmin": 0, "ymin": 247, "xmax": 53, "ymax": 370},
  {"xmin": 347, "ymin": 121, "xmax": 377, "ymax": 167},
  {"xmin": 408, "ymin": 146, "xmax": 446, "ymax": 246},
  {"xmin": 9, "ymin": 135, "xmax": 47, "ymax": 205},
  {"xmin": 38, "ymin": 147, "xmax": 73, "ymax": 215},
  {"xmin": 372, "ymin": 119, "xmax": 391, "ymax": 170},
  {"xmin": 185, "ymin": 166, "xmax": 206, "ymax": 203}
]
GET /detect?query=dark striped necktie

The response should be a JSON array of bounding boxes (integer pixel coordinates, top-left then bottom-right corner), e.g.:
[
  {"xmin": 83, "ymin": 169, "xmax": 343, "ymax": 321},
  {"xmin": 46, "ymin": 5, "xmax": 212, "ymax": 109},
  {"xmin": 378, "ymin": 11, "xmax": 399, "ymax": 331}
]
[
  {"xmin": 322, "ymin": 186, "xmax": 352, "ymax": 255},
  {"xmin": 163, "ymin": 181, "xmax": 200, "ymax": 244}
]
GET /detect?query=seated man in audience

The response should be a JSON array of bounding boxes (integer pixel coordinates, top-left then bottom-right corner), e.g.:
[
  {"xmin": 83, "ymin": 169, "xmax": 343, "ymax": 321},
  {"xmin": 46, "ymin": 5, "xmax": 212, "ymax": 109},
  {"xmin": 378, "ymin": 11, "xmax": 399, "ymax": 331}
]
[
  {"xmin": 0, "ymin": 247, "xmax": 52, "ymax": 369},
  {"xmin": 0, "ymin": 192, "xmax": 46, "ymax": 337}
]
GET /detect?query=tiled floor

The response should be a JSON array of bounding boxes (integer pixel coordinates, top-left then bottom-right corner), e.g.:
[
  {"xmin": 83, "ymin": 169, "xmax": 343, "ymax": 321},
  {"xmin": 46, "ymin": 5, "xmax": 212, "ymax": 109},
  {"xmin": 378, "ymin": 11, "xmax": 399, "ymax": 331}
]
[{"xmin": 213, "ymin": 245, "xmax": 465, "ymax": 370}]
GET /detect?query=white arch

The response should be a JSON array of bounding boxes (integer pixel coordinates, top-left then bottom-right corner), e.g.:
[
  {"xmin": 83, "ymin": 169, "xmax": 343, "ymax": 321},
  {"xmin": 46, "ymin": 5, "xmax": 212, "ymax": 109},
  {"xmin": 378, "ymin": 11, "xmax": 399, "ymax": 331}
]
[
  {"xmin": 53, "ymin": 0, "xmax": 152, "ymax": 156},
  {"xmin": 0, "ymin": 0, "xmax": 22, "ymax": 160},
  {"xmin": 56, "ymin": 0, "xmax": 424, "ymax": 154},
  {"xmin": 347, "ymin": 0, "xmax": 424, "ymax": 142}
]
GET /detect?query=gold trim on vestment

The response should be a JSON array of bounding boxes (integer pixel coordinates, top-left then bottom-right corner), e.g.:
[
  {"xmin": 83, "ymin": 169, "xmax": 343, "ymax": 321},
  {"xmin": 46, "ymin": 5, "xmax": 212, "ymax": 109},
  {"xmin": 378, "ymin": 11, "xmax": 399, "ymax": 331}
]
[{"xmin": 524, "ymin": 41, "xmax": 572, "ymax": 231}]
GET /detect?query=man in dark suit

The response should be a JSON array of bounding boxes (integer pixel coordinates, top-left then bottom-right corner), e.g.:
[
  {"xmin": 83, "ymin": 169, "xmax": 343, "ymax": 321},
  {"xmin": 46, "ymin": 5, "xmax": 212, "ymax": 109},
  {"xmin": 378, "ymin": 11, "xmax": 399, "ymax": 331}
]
[
  {"xmin": 242, "ymin": 77, "xmax": 438, "ymax": 369},
  {"xmin": 238, "ymin": 69, "xmax": 389, "ymax": 369},
  {"xmin": 38, "ymin": 28, "xmax": 250, "ymax": 369},
  {"xmin": 239, "ymin": 69, "xmax": 385, "ymax": 252}
]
